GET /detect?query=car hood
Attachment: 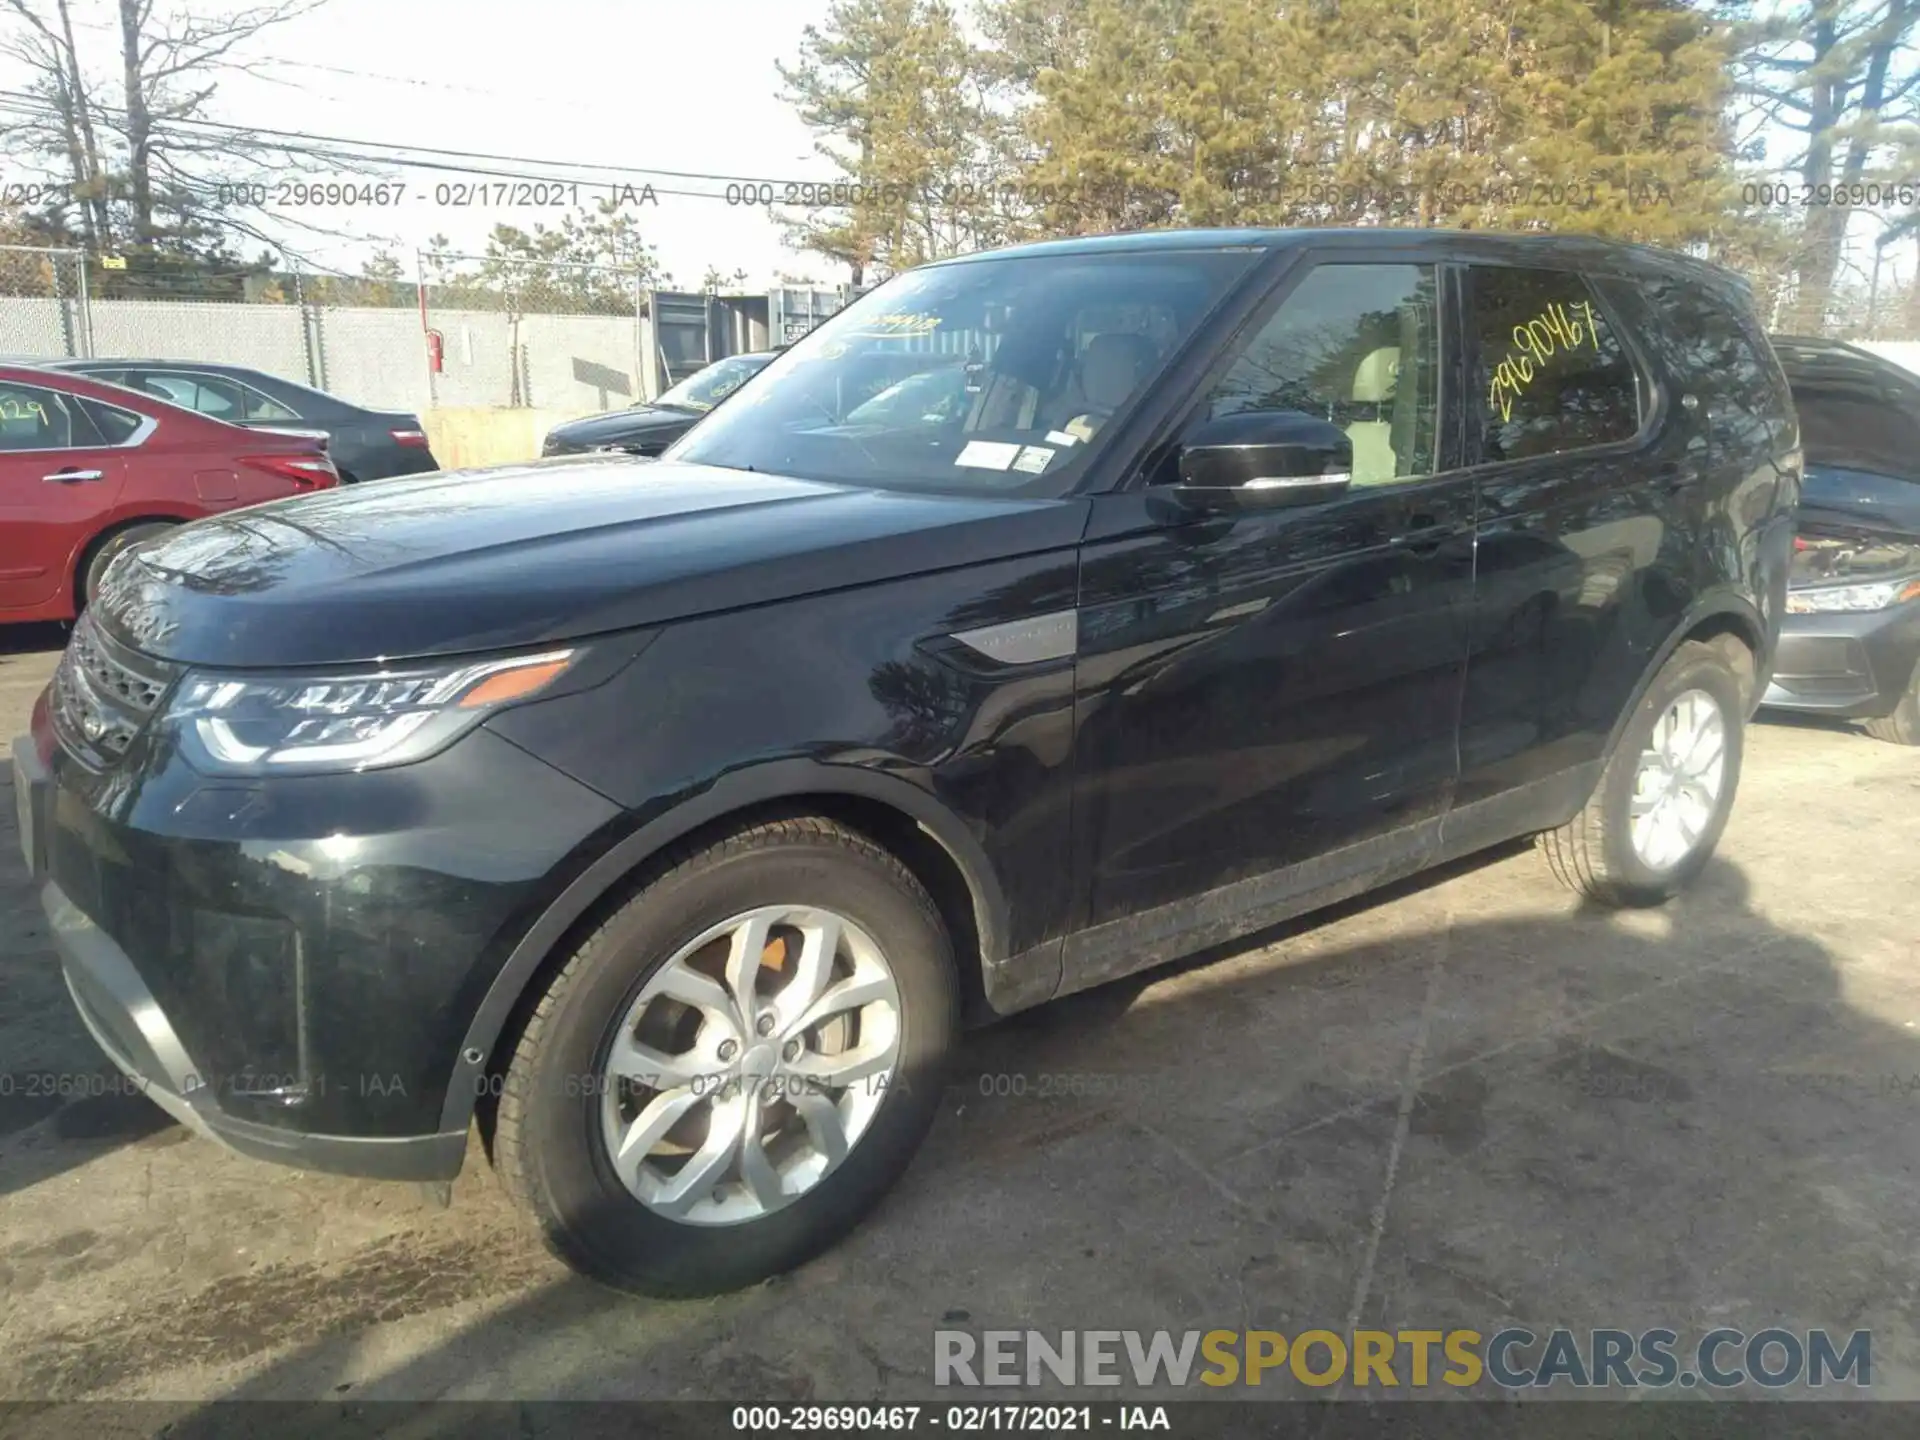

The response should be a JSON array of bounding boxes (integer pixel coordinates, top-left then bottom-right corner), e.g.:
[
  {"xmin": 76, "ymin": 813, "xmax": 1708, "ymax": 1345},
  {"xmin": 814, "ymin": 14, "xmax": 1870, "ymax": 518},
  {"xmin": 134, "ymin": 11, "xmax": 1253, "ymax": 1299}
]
[
  {"xmin": 1800, "ymin": 464, "xmax": 1920, "ymax": 540},
  {"xmin": 549, "ymin": 405, "xmax": 696, "ymax": 448},
  {"xmin": 99, "ymin": 457, "xmax": 1085, "ymax": 667}
]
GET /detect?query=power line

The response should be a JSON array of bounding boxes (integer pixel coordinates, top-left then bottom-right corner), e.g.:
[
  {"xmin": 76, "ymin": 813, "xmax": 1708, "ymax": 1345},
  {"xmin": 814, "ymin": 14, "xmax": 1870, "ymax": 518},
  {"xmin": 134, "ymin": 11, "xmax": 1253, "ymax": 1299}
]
[{"xmin": 0, "ymin": 89, "xmax": 840, "ymax": 192}]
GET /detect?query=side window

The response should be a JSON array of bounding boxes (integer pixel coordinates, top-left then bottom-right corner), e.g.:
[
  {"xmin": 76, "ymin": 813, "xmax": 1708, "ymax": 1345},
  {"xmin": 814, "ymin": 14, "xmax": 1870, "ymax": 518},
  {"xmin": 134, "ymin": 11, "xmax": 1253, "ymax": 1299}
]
[
  {"xmin": 0, "ymin": 382, "xmax": 77, "ymax": 451},
  {"xmin": 1467, "ymin": 266, "xmax": 1641, "ymax": 463},
  {"xmin": 139, "ymin": 371, "xmax": 244, "ymax": 419},
  {"xmin": 1628, "ymin": 277, "xmax": 1792, "ymax": 457},
  {"xmin": 239, "ymin": 384, "xmax": 300, "ymax": 422},
  {"xmin": 1198, "ymin": 262, "xmax": 1439, "ymax": 485},
  {"xmin": 79, "ymin": 398, "xmax": 146, "ymax": 445}
]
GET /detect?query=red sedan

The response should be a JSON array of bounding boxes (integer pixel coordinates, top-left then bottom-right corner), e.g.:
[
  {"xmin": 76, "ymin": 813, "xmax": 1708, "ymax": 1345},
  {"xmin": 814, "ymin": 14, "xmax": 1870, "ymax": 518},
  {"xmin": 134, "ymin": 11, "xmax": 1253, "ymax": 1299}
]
[{"xmin": 0, "ymin": 363, "xmax": 339, "ymax": 624}]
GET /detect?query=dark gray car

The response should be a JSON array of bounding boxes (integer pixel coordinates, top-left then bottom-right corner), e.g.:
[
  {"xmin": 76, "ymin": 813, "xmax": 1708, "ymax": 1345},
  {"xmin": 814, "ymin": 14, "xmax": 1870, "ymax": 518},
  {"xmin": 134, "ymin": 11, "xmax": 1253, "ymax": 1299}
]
[
  {"xmin": 542, "ymin": 352, "xmax": 777, "ymax": 457},
  {"xmin": 44, "ymin": 358, "xmax": 440, "ymax": 484}
]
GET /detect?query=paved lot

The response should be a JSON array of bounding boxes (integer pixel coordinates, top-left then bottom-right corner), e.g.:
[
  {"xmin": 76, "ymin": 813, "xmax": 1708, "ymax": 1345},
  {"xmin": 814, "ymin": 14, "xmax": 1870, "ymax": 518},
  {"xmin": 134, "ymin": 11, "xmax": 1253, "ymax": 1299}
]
[{"xmin": 4, "ymin": 621, "xmax": 1920, "ymax": 1415}]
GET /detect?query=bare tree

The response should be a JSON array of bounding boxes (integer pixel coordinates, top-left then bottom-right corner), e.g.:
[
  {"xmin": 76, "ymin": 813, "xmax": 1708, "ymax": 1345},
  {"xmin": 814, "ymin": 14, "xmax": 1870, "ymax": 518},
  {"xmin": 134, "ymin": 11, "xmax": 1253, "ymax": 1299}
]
[
  {"xmin": 113, "ymin": 0, "xmax": 330, "ymax": 252},
  {"xmin": 1, "ymin": 0, "xmax": 112, "ymax": 245},
  {"xmin": 2, "ymin": 0, "xmax": 336, "ymax": 273}
]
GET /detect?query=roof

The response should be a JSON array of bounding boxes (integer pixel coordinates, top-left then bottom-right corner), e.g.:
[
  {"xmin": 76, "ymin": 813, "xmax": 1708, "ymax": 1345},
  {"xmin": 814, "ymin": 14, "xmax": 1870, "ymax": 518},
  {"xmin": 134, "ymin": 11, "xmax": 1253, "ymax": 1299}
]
[
  {"xmin": 923, "ymin": 226, "xmax": 1738, "ymax": 289},
  {"xmin": 45, "ymin": 357, "xmax": 267, "ymax": 370}
]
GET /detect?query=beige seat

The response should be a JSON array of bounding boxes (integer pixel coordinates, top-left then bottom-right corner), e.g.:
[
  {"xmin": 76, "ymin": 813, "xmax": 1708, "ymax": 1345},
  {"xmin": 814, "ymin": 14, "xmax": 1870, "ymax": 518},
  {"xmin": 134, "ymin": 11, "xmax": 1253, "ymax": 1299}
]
[{"xmin": 1345, "ymin": 346, "xmax": 1401, "ymax": 485}]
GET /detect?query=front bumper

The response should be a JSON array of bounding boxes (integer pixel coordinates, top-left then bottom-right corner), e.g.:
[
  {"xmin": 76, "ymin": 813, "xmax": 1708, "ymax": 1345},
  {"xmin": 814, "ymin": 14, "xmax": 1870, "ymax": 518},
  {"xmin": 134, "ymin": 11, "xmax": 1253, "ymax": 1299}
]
[
  {"xmin": 13, "ymin": 689, "xmax": 621, "ymax": 1181},
  {"xmin": 1760, "ymin": 599, "xmax": 1920, "ymax": 718},
  {"xmin": 45, "ymin": 877, "xmax": 467, "ymax": 1179}
]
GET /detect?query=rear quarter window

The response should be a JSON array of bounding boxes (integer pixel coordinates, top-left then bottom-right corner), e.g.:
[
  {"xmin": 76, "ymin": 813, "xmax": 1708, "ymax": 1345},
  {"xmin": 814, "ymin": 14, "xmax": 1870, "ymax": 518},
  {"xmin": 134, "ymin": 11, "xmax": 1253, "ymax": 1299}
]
[{"xmin": 1619, "ymin": 276, "xmax": 1795, "ymax": 457}]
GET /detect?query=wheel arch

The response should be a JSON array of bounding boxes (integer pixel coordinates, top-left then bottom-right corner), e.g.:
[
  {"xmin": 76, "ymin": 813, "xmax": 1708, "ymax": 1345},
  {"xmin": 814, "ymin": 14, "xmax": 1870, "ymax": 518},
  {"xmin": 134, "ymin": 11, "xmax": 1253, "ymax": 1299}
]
[
  {"xmin": 71, "ymin": 513, "xmax": 190, "ymax": 609},
  {"xmin": 1603, "ymin": 593, "xmax": 1766, "ymax": 761},
  {"xmin": 443, "ymin": 759, "xmax": 1009, "ymax": 1139}
]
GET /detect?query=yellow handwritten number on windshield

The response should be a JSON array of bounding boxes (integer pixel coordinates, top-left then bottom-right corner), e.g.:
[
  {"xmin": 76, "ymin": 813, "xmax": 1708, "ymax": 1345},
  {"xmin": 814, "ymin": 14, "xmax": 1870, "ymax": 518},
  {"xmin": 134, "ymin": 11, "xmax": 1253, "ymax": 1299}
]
[{"xmin": 1487, "ymin": 299, "xmax": 1600, "ymax": 424}]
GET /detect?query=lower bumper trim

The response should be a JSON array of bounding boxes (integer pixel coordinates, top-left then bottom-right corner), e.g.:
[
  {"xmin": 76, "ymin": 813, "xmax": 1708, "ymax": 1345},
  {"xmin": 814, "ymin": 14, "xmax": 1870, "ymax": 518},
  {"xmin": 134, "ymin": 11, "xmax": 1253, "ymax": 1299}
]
[{"xmin": 44, "ymin": 880, "xmax": 468, "ymax": 1183}]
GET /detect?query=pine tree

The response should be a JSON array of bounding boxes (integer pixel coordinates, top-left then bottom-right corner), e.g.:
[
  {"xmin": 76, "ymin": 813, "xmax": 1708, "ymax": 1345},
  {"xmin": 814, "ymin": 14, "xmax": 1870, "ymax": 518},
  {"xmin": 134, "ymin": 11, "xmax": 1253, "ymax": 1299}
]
[{"xmin": 777, "ymin": 0, "xmax": 1002, "ymax": 282}]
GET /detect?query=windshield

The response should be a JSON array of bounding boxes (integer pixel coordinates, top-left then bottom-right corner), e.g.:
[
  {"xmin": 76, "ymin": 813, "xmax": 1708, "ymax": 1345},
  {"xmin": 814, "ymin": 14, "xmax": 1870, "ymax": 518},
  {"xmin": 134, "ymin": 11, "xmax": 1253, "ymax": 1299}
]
[
  {"xmin": 657, "ymin": 353, "xmax": 773, "ymax": 413},
  {"xmin": 667, "ymin": 249, "xmax": 1261, "ymax": 494}
]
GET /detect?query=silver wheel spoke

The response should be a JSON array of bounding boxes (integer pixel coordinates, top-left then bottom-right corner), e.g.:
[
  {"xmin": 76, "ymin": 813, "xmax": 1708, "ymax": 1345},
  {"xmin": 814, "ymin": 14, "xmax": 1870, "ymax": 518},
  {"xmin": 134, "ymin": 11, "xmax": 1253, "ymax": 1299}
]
[
  {"xmin": 653, "ymin": 966, "xmax": 744, "ymax": 1041},
  {"xmin": 615, "ymin": 1087, "xmax": 702, "ymax": 1168},
  {"xmin": 648, "ymin": 1093, "xmax": 747, "ymax": 1218},
  {"xmin": 772, "ymin": 914, "xmax": 842, "ymax": 1033},
  {"xmin": 795, "ymin": 1091, "xmax": 850, "ymax": 1167},
  {"xmin": 738, "ymin": 1101, "xmax": 785, "ymax": 1209},
  {"xmin": 606, "ymin": 1032, "xmax": 710, "ymax": 1089},
  {"xmin": 791, "ymin": 1031, "xmax": 900, "ymax": 1088},
  {"xmin": 792, "ymin": 969, "xmax": 894, "ymax": 1035},
  {"xmin": 723, "ymin": 912, "xmax": 776, "ymax": 1035}
]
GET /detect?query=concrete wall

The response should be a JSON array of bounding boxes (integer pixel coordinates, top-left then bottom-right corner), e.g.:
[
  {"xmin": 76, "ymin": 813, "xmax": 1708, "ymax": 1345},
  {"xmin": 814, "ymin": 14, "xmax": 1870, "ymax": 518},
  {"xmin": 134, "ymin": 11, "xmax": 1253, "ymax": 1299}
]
[
  {"xmin": 0, "ymin": 296, "xmax": 645, "ymax": 418},
  {"xmin": 421, "ymin": 407, "xmax": 600, "ymax": 470}
]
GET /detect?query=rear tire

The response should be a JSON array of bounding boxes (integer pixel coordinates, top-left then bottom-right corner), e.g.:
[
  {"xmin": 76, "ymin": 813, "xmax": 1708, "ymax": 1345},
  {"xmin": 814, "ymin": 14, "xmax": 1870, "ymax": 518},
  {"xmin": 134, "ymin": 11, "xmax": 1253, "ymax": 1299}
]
[
  {"xmin": 1539, "ymin": 640, "xmax": 1746, "ymax": 908},
  {"xmin": 1863, "ymin": 662, "xmax": 1920, "ymax": 745},
  {"xmin": 494, "ymin": 816, "xmax": 957, "ymax": 1297},
  {"xmin": 80, "ymin": 521, "xmax": 175, "ymax": 608}
]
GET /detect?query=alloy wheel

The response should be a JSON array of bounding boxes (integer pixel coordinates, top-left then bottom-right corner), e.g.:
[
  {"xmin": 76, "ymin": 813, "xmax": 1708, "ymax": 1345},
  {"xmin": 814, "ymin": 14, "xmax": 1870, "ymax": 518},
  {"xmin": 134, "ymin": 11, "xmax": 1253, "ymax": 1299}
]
[
  {"xmin": 1628, "ymin": 687, "xmax": 1727, "ymax": 872},
  {"xmin": 597, "ymin": 904, "xmax": 903, "ymax": 1226}
]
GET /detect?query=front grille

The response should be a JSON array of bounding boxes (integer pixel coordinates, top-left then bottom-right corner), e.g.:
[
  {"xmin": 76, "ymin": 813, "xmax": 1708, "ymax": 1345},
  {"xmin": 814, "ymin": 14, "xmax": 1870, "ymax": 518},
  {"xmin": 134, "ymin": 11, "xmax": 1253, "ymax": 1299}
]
[{"xmin": 50, "ymin": 611, "xmax": 180, "ymax": 763}]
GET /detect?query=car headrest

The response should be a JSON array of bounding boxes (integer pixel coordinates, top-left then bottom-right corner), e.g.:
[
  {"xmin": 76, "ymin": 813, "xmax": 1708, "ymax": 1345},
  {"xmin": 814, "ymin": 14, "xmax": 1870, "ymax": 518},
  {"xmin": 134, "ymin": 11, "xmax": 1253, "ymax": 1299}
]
[
  {"xmin": 1351, "ymin": 347, "xmax": 1401, "ymax": 404},
  {"xmin": 1080, "ymin": 333, "xmax": 1159, "ymax": 410}
]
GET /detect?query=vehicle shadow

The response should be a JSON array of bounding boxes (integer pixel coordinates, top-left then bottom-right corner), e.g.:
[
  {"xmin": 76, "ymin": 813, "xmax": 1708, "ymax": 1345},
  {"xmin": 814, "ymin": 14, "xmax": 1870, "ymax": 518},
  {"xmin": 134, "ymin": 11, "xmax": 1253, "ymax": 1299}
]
[
  {"xmin": 15, "ymin": 850, "xmax": 1917, "ymax": 1429},
  {"xmin": 0, "ymin": 621, "xmax": 69, "ymax": 659}
]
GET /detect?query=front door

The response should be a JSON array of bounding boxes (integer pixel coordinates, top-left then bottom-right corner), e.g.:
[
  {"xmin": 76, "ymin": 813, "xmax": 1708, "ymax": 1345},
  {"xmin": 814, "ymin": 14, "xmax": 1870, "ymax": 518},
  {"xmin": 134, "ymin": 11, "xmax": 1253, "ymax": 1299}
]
[
  {"xmin": 1066, "ymin": 257, "xmax": 1475, "ymax": 987},
  {"xmin": 0, "ymin": 378, "xmax": 128, "ymax": 613}
]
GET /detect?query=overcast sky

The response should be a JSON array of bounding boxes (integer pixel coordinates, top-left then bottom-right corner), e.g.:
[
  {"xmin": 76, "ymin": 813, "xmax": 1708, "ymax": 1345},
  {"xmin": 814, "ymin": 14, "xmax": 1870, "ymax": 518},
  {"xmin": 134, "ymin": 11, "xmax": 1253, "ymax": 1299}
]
[{"xmin": 3, "ymin": 0, "xmax": 840, "ymax": 285}]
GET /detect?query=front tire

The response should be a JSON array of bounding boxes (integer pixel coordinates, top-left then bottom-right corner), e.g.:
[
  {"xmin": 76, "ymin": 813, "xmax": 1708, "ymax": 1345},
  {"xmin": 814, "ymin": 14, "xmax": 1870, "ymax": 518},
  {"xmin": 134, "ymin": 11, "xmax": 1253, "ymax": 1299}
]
[
  {"xmin": 1863, "ymin": 660, "xmax": 1920, "ymax": 745},
  {"xmin": 1539, "ymin": 640, "xmax": 1747, "ymax": 907},
  {"xmin": 494, "ymin": 817, "xmax": 957, "ymax": 1296}
]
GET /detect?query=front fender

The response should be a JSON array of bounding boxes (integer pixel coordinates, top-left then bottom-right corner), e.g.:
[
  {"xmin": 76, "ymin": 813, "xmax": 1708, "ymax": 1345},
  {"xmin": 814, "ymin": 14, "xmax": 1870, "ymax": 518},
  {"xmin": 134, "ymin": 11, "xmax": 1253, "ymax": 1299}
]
[{"xmin": 435, "ymin": 760, "xmax": 1022, "ymax": 1139}]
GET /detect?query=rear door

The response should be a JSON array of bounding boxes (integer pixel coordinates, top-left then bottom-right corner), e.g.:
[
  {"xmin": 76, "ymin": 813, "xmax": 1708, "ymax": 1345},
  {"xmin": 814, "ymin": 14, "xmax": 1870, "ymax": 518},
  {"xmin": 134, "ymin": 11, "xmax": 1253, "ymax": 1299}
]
[
  {"xmin": 1454, "ymin": 262, "xmax": 1670, "ymax": 823},
  {"xmin": 0, "ymin": 378, "xmax": 129, "ymax": 612}
]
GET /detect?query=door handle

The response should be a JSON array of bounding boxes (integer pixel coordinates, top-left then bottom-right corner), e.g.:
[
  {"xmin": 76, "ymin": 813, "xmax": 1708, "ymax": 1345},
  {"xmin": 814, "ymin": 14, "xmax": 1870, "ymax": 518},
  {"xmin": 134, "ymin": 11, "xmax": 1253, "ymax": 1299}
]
[{"xmin": 43, "ymin": 468, "xmax": 105, "ymax": 483}]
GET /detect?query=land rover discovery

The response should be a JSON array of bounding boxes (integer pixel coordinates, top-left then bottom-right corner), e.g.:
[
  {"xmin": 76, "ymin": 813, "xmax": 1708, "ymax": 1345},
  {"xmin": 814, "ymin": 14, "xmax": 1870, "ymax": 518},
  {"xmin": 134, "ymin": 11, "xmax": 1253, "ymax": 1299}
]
[{"xmin": 13, "ymin": 229, "xmax": 1799, "ymax": 1296}]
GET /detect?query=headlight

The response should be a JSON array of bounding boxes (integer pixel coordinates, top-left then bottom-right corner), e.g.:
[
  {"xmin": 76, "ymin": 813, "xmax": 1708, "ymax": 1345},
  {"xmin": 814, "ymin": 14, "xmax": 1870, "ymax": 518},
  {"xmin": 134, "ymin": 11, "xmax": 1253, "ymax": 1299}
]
[
  {"xmin": 163, "ymin": 649, "xmax": 577, "ymax": 775},
  {"xmin": 1785, "ymin": 576, "xmax": 1920, "ymax": 614}
]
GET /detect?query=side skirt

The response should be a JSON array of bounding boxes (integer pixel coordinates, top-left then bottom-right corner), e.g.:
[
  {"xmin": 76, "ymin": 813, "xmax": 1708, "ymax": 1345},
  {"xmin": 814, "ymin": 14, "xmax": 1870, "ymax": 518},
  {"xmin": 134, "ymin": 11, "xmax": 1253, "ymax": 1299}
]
[{"xmin": 987, "ymin": 766, "xmax": 1603, "ymax": 1018}]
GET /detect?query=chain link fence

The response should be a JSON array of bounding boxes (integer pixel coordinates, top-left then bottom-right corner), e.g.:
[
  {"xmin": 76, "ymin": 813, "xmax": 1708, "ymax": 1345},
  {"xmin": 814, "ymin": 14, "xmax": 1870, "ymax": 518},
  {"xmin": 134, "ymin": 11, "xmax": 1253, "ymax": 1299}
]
[
  {"xmin": 0, "ymin": 245, "xmax": 93, "ymax": 357},
  {"xmin": 417, "ymin": 252, "xmax": 645, "ymax": 409}
]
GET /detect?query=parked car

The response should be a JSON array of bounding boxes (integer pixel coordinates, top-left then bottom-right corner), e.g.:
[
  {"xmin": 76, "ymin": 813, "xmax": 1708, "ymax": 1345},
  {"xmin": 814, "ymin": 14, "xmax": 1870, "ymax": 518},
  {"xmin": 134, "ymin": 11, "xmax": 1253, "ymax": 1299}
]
[
  {"xmin": 0, "ymin": 363, "xmax": 339, "ymax": 623},
  {"xmin": 1761, "ymin": 336, "xmax": 1920, "ymax": 744},
  {"xmin": 43, "ymin": 358, "xmax": 437, "ymax": 484},
  {"xmin": 542, "ymin": 351, "xmax": 777, "ymax": 457},
  {"xmin": 14, "ymin": 229, "xmax": 1797, "ymax": 1297}
]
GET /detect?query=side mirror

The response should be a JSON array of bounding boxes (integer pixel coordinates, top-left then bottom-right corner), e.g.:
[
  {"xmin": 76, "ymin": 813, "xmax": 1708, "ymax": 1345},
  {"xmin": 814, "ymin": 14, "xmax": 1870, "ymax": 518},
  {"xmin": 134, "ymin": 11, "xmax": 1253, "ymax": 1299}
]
[{"xmin": 1170, "ymin": 411, "xmax": 1353, "ymax": 513}]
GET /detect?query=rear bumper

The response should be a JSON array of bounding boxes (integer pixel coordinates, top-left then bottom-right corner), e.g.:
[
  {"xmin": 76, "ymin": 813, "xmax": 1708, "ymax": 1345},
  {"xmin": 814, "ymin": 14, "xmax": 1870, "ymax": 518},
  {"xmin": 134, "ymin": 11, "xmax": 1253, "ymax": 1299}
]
[
  {"xmin": 1760, "ymin": 600, "xmax": 1920, "ymax": 717},
  {"xmin": 48, "ymin": 880, "xmax": 468, "ymax": 1180}
]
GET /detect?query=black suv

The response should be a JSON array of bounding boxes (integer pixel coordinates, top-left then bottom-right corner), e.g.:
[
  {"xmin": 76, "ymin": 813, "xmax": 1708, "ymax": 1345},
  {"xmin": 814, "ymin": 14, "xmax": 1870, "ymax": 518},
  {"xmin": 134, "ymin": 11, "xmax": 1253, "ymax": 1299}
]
[{"xmin": 13, "ymin": 230, "xmax": 1798, "ymax": 1297}]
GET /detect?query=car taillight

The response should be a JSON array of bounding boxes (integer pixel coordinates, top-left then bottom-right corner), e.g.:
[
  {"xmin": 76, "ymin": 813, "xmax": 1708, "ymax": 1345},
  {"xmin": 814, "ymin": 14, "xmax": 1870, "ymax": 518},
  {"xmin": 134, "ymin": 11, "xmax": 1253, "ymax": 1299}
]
[
  {"xmin": 391, "ymin": 427, "xmax": 431, "ymax": 448},
  {"xmin": 241, "ymin": 453, "xmax": 339, "ymax": 490}
]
